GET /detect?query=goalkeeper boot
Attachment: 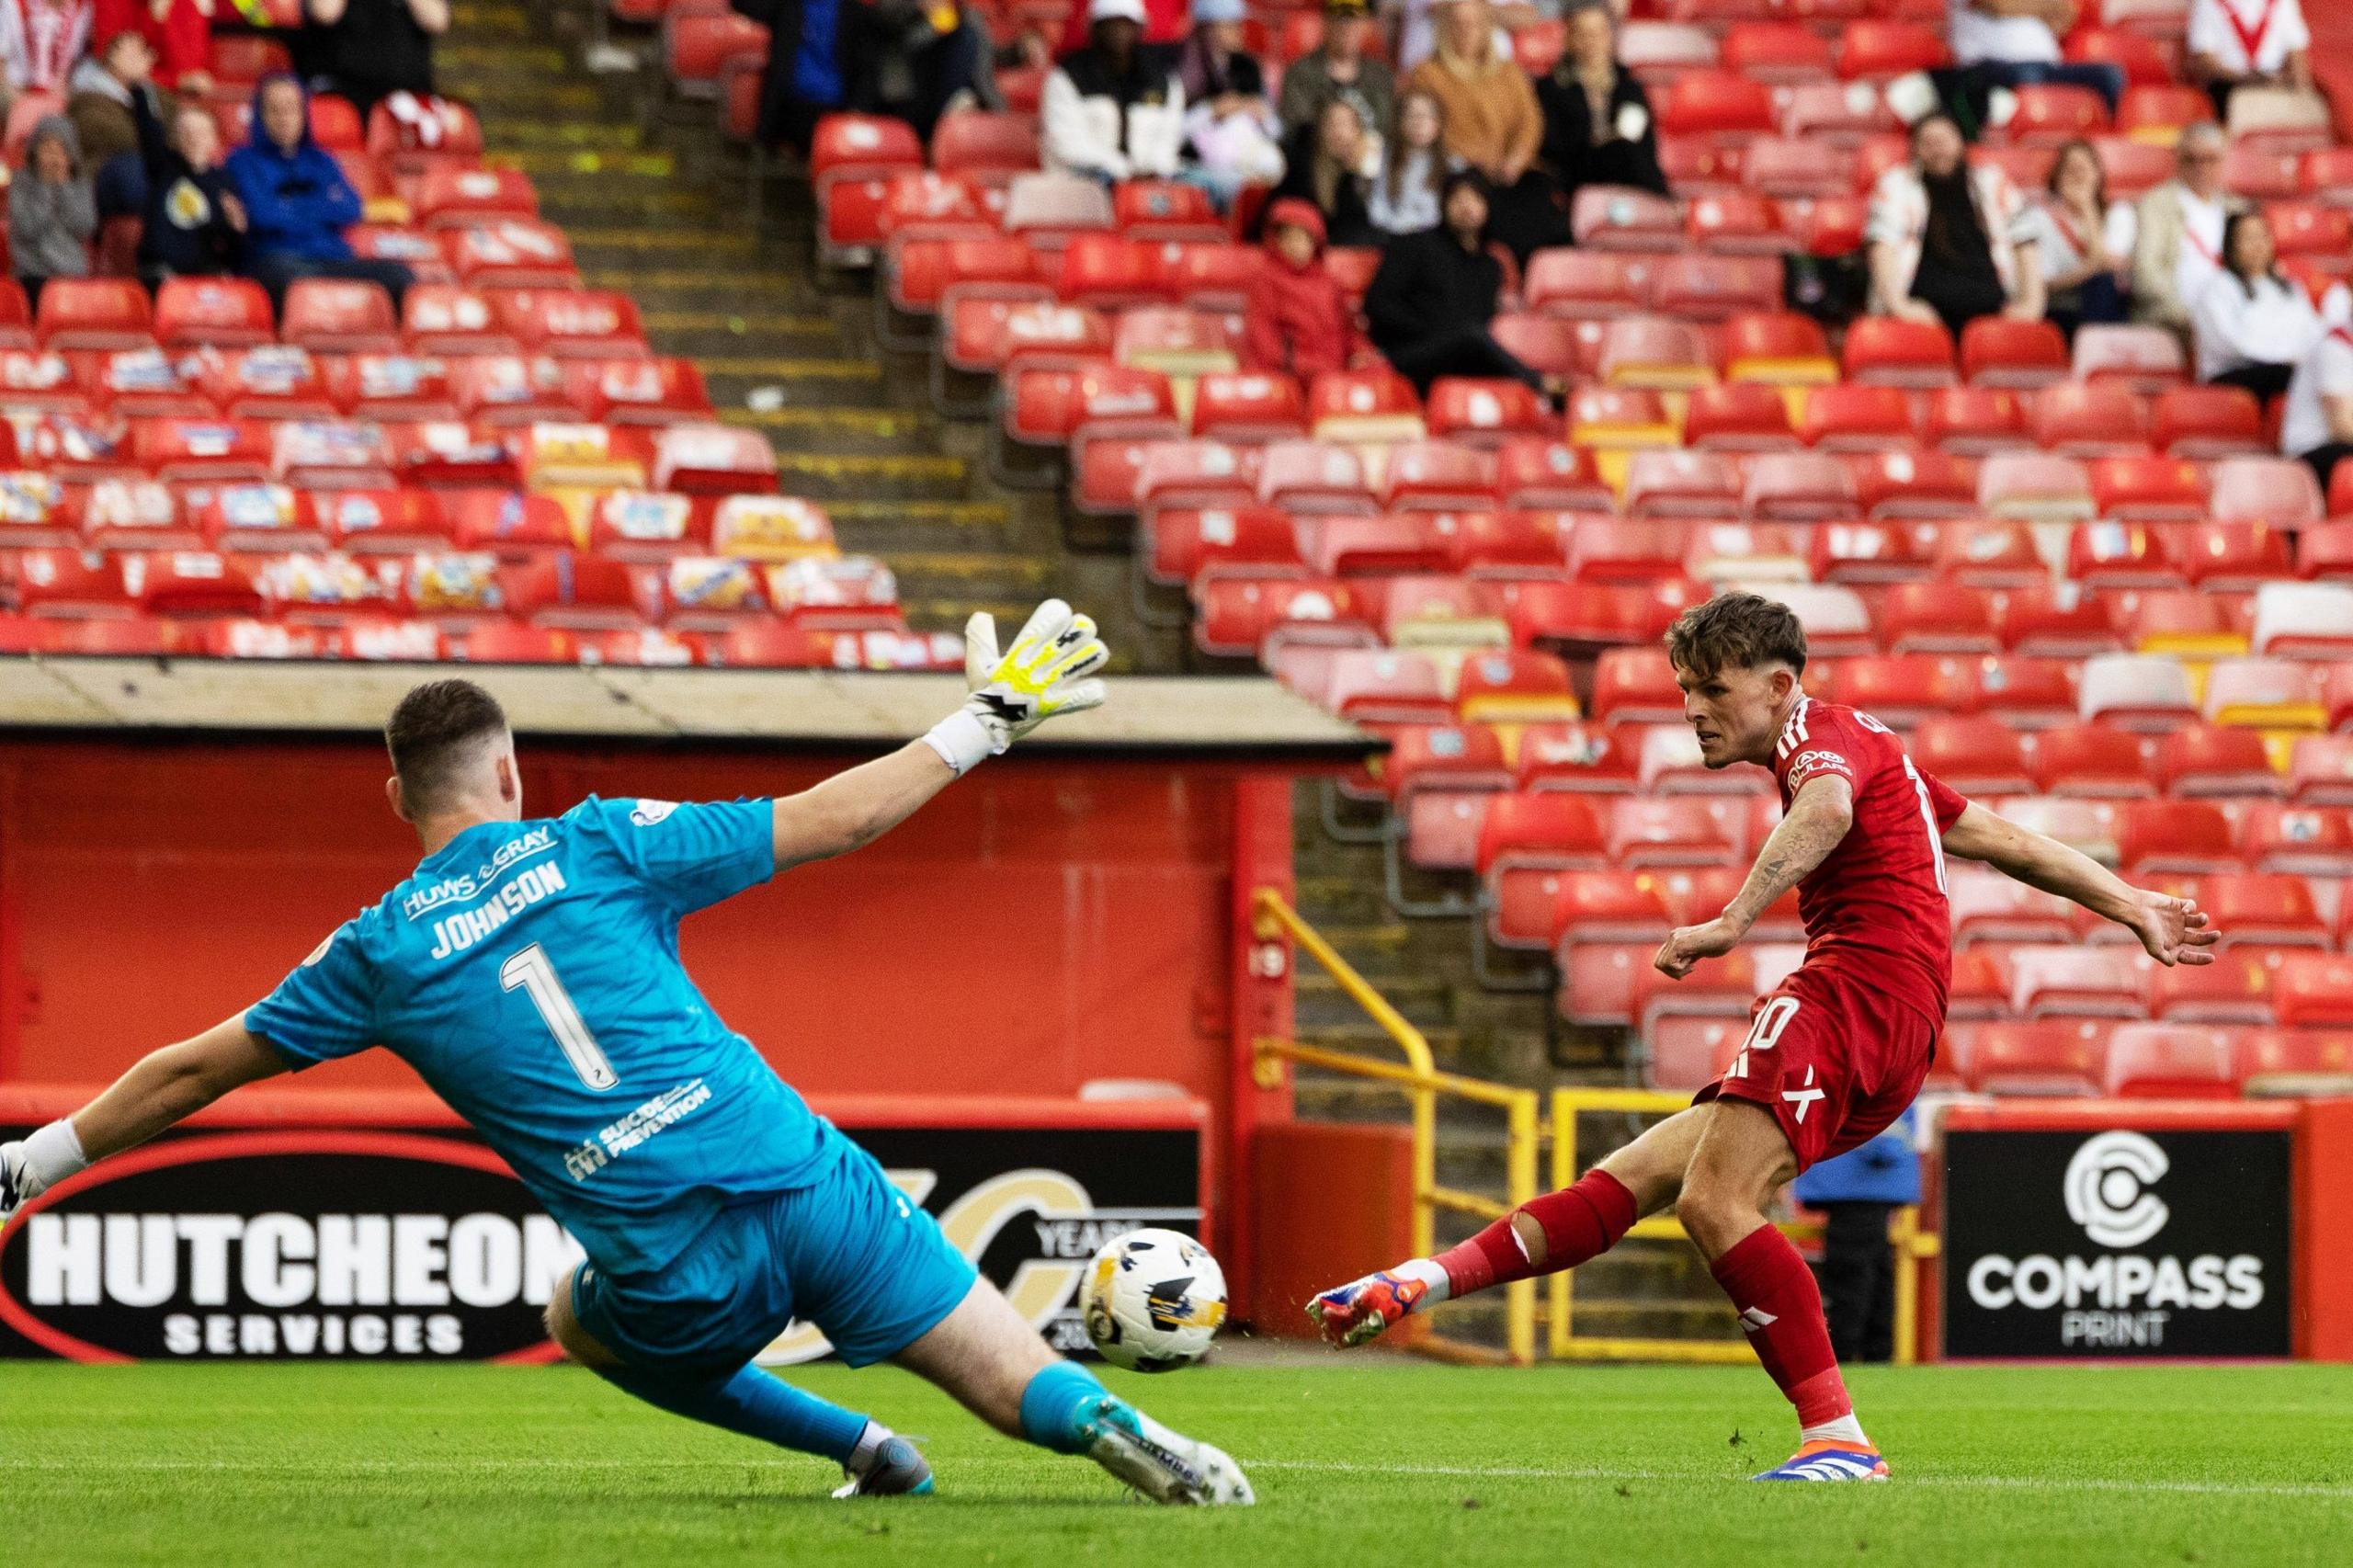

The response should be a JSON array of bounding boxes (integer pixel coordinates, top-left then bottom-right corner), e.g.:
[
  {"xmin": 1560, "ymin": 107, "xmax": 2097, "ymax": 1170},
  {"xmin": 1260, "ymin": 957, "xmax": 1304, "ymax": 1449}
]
[
  {"xmin": 832, "ymin": 1430, "xmax": 935, "ymax": 1498},
  {"xmin": 1751, "ymin": 1441, "xmax": 1890, "ymax": 1483},
  {"xmin": 1307, "ymin": 1270, "xmax": 1429, "ymax": 1348},
  {"xmin": 1079, "ymin": 1394, "xmax": 1255, "ymax": 1506}
]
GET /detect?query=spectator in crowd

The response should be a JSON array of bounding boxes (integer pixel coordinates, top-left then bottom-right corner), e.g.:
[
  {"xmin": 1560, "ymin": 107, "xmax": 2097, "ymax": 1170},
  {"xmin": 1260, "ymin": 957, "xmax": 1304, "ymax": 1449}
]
[
  {"xmin": 0, "ymin": 0, "xmax": 95, "ymax": 111},
  {"xmin": 225, "ymin": 73, "xmax": 412, "ymax": 308},
  {"xmin": 2192, "ymin": 210, "xmax": 2324, "ymax": 399},
  {"xmin": 1051, "ymin": 0, "xmax": 1185, "ymax": 53},
  {"xmin": 1278, "ymin": 0, "xmax": 1394, "ymax": 148},
  {"xmin": 1949, "ymin": 0, "xmax": 2126, "ymax": 114},
  {"xmin": 2131, "ymin": 122, "xmax": 2234, "ymax": 338},
  {"xmin": 2018, "ymin": 139, "xmax": 2133, "ymax": 338},
  {"xmin": 1406, "ymin": 0, "xmax": 1564, "ymax": 263},
  {"xmin": 1865, "ymin": 111, "xmax": 2044, "ymax": 338},
  {"xmin": 89, "ymin": 0, "xmax": 210, "ymax": 95},
  {"xmin": 1042, "ymin": 0, "xmax": 1185, "ymax": 184},
  {"xmin": 66, "ymin": 27, "xmax": 149, "ymax": 169},
  {"xmin": 1242, "ymin": 197, "xmax": 1355, "ymax": 379},
  {"xmin": 1363, "ymin": 169, "xmax": 1547, "ymax": 393},
  {"xmin": 2281, "ymin": 319, "xmax": 2353, "ymax": 493},
  {"xmin": 131, "ymin": 76, "xmax": 244, "ymax": 282},
  {"xmin": 735, "ymin": 0, "xmax": 851, "ymax": 154},
  {"xmin": 2188, "ymin": 0, "xmax": 2311, "ymax": 119},
  {"xmin": 1791, "ymin": 1109, "xmax": 1919, "ymax": 1365},
  {"xmin": 1178, "ymin": 0, "xmax": 1283, "ymax": 206},
  {"xmin": 1535, "ymin": 2, "xmax": 1665, "ymax": 214},
  {"xmin": 1368, "ymin": 88, "xmax": 1449, "ymax": 236},
  {"xmin": 1260, "ymin": 97, "xmax": 1380, "ymax": 246},
  {"xmin": 1392, "ymin": 0, "xmax": 1510, "ymax": 75},
  {"xmin": 10, "ymin": 117, "xmax": 95, "ymax": 305},
  {"xmin": 858, "ymin": 1, "xmax": 1004, "ymax": 143},
  {"xmin": 304, "ymin": 0, "xmax": 446, "ymax": 123}
]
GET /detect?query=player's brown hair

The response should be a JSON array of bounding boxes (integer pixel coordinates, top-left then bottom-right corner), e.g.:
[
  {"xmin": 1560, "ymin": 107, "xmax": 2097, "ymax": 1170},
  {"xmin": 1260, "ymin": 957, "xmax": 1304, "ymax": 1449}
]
[
  {"xmin": 385, "ymin": 678, "xmax": 509, "ymax": 816},
  {"xmin": 1664, "ymin": 592, "xmax": 1809, "ymax": 679}
]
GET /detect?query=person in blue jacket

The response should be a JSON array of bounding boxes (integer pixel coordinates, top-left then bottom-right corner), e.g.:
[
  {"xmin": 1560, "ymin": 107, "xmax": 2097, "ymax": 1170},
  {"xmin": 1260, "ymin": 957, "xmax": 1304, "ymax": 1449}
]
[
  {"xmin": 222, "ymin": 72, "xmax": 414, "ymax": 311},
  {"xmin": 1790, "ymin": 1106, "xmax": 1921, "ymax": 1363}
]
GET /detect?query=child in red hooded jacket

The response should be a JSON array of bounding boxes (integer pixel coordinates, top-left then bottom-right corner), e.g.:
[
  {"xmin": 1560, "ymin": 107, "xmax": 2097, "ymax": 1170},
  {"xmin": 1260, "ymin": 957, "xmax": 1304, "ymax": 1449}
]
[{"xmin": 1242, "ymin": 197, "xmax": 1356, "ymax": 380}]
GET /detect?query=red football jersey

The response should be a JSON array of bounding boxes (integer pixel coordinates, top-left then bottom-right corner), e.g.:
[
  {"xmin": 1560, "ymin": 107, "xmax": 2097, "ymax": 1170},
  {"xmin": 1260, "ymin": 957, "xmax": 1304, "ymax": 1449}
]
[{"xmin": 1769, "ymin": 697, "xmax": 1969, "ymax": 1025}]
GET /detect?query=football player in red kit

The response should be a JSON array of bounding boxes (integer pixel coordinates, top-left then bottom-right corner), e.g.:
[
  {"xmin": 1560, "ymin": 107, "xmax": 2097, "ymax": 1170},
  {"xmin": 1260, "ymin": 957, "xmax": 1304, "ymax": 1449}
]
[{"xmin": 1311, "ymin": 592, "xmax": 2221, "ymax": 1481}]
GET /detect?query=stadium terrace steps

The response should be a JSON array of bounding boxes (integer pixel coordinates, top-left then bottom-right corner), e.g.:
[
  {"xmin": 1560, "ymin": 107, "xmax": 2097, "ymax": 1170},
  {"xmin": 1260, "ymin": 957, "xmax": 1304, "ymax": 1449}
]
[{"xmin": 439, "ymin": 3, "xmax": 1077, "ymax": 651}]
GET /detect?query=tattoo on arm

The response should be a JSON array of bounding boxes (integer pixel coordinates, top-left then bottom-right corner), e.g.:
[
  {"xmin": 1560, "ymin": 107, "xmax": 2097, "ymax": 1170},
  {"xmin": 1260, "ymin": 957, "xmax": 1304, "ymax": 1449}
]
[{"xmin": 1722, "ymin": 780, "xmax": 1853, "ymax": 929}]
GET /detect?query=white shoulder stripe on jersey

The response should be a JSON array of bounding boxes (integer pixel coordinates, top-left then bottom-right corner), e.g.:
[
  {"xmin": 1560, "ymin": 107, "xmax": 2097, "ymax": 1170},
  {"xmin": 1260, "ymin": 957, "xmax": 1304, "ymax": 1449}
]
[{"xmin": 1775, "ymin": 697, "xmax": 1812, "ymax": 760}]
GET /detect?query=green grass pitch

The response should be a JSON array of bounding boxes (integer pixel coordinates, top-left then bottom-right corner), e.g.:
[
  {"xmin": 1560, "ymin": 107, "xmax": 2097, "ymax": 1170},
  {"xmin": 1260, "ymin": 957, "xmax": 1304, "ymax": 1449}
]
[{"xmin": 3, "ymin": 1356, "xmax": 2347, "ymax": 1566}]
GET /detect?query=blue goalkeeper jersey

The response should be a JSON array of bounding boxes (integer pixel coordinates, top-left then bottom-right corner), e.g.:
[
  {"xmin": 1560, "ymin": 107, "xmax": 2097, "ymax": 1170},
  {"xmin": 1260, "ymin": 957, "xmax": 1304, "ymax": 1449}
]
[{"xmin": 246, "ymin": 795, "xmax": 829, "ymax": 1276}]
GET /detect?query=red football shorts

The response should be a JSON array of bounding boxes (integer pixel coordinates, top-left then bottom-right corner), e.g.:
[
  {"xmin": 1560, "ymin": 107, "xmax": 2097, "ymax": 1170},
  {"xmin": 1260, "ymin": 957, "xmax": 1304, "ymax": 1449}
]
[{"xmin": 1692, "ymin": 962, "xmax": 1937, "ymax": 1172}]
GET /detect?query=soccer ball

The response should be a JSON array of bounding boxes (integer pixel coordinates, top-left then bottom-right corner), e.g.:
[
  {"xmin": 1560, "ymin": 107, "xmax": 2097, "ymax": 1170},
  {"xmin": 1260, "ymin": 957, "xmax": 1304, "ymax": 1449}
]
[{"xmin": 1079, "ymin": 1227, "xmax": 1228, "ymax": 1372}]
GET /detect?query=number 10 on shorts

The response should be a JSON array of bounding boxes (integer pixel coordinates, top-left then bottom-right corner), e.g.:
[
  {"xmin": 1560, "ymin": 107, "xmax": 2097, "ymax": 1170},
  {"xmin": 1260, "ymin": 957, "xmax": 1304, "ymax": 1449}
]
[{"xmin": 1727, "ymin": 996, "xmax": 1800, "ymax": 1081}]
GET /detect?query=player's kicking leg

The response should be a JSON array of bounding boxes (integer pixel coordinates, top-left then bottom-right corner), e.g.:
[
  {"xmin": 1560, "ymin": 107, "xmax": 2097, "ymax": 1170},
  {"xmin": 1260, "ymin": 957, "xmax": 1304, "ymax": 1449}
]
[
  {"xmin": 1310, "ymin": 1099, "xmax": 1885, "ymax": 1482},
  {"xmin": 1310, "ymin": 1102, "xmax": 1704, "ymax": 1346},
  {"xmin": 544, "ymin": 1273, "xmax": 934, "ymax": 1498},
  {"xmin": 893, "ymin": 1278, "xmax": 1255, "ymax": 1506}
]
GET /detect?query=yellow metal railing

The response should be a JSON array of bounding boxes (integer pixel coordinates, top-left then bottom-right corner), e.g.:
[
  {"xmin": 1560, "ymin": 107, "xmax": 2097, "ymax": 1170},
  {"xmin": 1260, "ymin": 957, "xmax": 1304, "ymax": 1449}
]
[
  {"xmin": 1252, "ymin": 889, "xmax": 1942, "ymax": 1368},
  {"xmin": 1251, "ymin": 888, "xmax": 1542, "ymax": 1365}
]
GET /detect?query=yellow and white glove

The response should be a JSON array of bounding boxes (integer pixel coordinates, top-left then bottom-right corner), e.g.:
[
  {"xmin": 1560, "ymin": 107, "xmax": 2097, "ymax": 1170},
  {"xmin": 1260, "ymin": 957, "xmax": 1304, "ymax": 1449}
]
[{"xmin": 922, "ymin": 599, "xmax": 1109, "ymax": 776}]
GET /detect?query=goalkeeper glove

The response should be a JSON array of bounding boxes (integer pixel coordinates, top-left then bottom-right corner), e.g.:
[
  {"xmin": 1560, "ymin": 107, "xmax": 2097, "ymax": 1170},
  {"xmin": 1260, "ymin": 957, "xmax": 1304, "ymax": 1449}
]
[
  {"xmin": 923, "ymin": 599, "xmax": 1109, "ymax": 776},
  {"xmin": 0, "ymin": 1119, "xmax": 87, "ymax": 1225}
]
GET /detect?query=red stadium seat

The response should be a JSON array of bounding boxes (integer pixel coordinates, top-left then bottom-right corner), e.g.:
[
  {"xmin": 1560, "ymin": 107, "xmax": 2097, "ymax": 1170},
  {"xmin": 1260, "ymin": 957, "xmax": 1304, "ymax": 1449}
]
[
  {"xmin": 1841, "ymin": 316, "xmax": 1955, "ymax": 387},
  {"xmin": 1798, "ymin": 384, "xmax": 1915, "ymax": 452},
  {"xmin": 1742, "ymin": 451, "xmax": 1856, "ymax": 520},
  {"xmin": 2241, "ymin": 1028, "xmax": 2353, "ymax": 1096},
  {"xmin": 2073, "ymin": 324, "xmax": 2188, "ymax": 391},
  {"xmin": 1457, "ymin": 648, "xmax": 1581, "ymax": 723},
  {"xmin": 152, "ymin": 278, "xmax": 274, "ymax": 350},
  {"xmin": 2010, "ymin": 947, "xmax": 2149, "ymax": 1018},
  {"xmin": 2033, "ymin": 722, "xmax": 2155, "ymax": 797},
  {"xmin": 1931, "ymin": 519, "xmax": 2047, "ymax": 589},
  {"xmin": 1683, "ymin": 192, "xmax": 1784, "ymax": 256},
  {"xmin": 2103, "ymin": 1024, "xmax": 2239, "ymax": 1096},
  {"xmin": 1722, "ymin": 311, "xmax": 1836, "ymax": 386},
  {"xmin": 35, "ymin": 279, "xmax": 153, "ymax": 350},
  {"xmin": 2068, "ymin": 521, "xmax": 2185, "ymax": 588},
  {"xmin": 2288, "ymin": 734, "xmax": 2353, "ymax": 803},
  {"xmin": 1957, "ymin": 1019, "xmax": 2108, "ymax": 1096},
  {"xmin": 1875, "ymin": 581, "xmax": 1996, "ymax": 655},
  {"xmin": 1304, "ymin": 514, "xmax": 1448, "ymax": 577},
  {"xmin": 440, "ymin": 219, "xmax": 580, "ymax": 290},
  {"xmin": 1994, "ymin": 84, "xmax": 2109, "ymax": 147},
  {"xmin": 1524, "ymin": 249, "xmax": 1656, "ymax": 319},
  {"xmin": 1922, "ymin": 386, "xmax": 2029, "ymax": 455},
  {"xmin": 1514, "ymin": 720, "xmax": 1640, "ymax": 793},
  {"xmin": 1111, "ymin": 180, "xmax": 1224, "ymax": 243},
  {"xmin": 2238, "ymin": 803, "xmax": 2353, "ymax": 875},
  {"xmin": 1589, "ymin": 646, "xmax": 1686, "ymax": 727},
  {"xmin": 1424, "ymin": 380, "xmax": 1551, "ymax": 447},
  {"xmin": 1381, "ymin": 442, "xmax": 1500, "ymax": 511},
  {"xmin": 2254, "ymin": 582, "xmax": 2353, "ymax": 657},
  {"xmin": 1960, "ymin": 317, "xmax": 2069, "ymax": 389},
  {"xmin": 1979, "ymin": 450, "xmax": 2096, "ymax": 524},
  {"xmin": 1682, "ymin": 381, "xmax": 1797, "ymax": 451},
  {"xmin": 2151, "ymin": 385, "xmax": 2266, "ymax": 459},
  {"xmin": 2117, "ymin": 85, "xmax": 2215, "ymax": 142},
  {"xmin": 1622, "ymin": 449, "xmax": 1743, "ymax": 519},
  {"xmin": 1837, "ymin": 20, "xmax": 1949, "ymax": 79},
  {"xmin": 2212, "ymin": 456, "xmax": 2325, "ymax": 530},
  {"xmin": 1189, "ymin": 373, "xmax": 1307, "ymax": 445},
  {"xmin": 2157, "ymin": 722, "xmax": 2285, "ymax": 797},
  {"xmin": 2276, "ymin": 953, "xmax": 2353, "ymax": 1028},
  {"xmin": 493, "ymin": 290, "xmax": 648, "ymax": 359},
  {"xmin": 2032, "ymin": 382, "xmax": 2151, "ymax": 457},
  {"xmin": 1607, "ymin": 796, "xmax": 1743, "ymax": 867},
  {"xmin": 2198, "ymin": 872, "xmax": 2329, "ymax": 947},
  {"xmin": 2086, "ymin": 456, "xmax": 2208, "ymax": 522},
  {"xmin": 1570, "ymin": 186, "xmax": 1684, "ymax": 251},
  {"xmin": 1655, "ymin": 71, "xmax": 1775, "ymax": 142},
  {"xmin": 1912, "ymin": 714, "xmax": 2035, "ymax": 794},
  {"xmin": 1496, "ymin": 439, "xmax": 1613, "ymax": 510},
  {"xmin": 1650, "ymin": 253, "xmax": 1783, "ymax": 320},
  {"xmin": 1847, "ymin": 449, "xmax": 1980, "ymax": 520},
  {"xmin": 451, "ymin": 620, "xmax": 574, "ymax": 665},
  {"xmin": 929, "ymin": 111, "xmax": 1040, "ymax": 184},
  {"xmin": 2113, "ymin": 799, "xmax": 2237, "ymax": 873},
  {"xmin": 279, "ymin": 279, "xmax": 399, "ymax": 354},
  {"xmin": 413, "ymin": 166, "xmax": 539, "ymax": 229}
]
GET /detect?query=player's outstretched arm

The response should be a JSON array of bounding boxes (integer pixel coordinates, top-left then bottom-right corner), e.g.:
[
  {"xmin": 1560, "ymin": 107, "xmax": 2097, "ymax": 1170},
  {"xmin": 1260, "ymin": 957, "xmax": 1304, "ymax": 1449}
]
[
  {"xmin": 770, "ymin": 600, "xmax": 1109, "ymax": 869},
  {"xmin": 1654, "ymin": 774, "xmax": 1855, "ymax": 979},
  {"xmin": 0, "ymin": 1014, "xmax": 287, "ymax": 1222},
  {"xmin": 1942, "ymin": 801, "xmax": 2219, "ymax": 966}
]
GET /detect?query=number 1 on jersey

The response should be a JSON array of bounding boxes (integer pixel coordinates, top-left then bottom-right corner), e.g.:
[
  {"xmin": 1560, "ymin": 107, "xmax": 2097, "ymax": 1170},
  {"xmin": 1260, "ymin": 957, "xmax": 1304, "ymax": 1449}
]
[{"xmin": 500, "ymin": 943, "xmax": 619, "ymax": 1090}]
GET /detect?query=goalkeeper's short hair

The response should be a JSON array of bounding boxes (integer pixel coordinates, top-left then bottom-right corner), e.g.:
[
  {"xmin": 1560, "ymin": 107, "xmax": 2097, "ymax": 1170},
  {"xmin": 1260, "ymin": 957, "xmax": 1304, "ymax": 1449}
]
[{"xmin": 386, "ymin": 679, "xmax": 509, "ymax": 816}]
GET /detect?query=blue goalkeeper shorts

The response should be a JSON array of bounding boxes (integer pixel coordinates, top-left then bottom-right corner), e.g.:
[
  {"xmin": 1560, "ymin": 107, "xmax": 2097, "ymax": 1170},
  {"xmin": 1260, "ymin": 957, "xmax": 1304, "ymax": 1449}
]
[{"xmin": 571, "ymin": 1126, "xmax": 977, "ymax": 1376}]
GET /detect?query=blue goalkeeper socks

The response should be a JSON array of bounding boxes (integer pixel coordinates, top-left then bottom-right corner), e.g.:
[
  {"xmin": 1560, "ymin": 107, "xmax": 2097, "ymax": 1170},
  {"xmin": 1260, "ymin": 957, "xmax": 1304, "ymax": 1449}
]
[
  {"xmin": 1017, "ymin": 1360, "xmax": 1113, "ymax": 1454},
  {"xmin": 597, "ymin": 1361, "xmax": 872, "ymax": 1463}
]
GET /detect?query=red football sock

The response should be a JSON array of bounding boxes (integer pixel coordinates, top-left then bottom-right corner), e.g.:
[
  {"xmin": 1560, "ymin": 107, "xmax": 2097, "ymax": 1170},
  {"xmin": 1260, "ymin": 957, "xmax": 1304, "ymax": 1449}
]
[
  {"xmin": 1432, "ymin": 1169, "xmax": 1637, "ymax": 1297},
  {"xmin": 1709, "ymin": 1222, "xmax": 1852, "ymax": 1430}
]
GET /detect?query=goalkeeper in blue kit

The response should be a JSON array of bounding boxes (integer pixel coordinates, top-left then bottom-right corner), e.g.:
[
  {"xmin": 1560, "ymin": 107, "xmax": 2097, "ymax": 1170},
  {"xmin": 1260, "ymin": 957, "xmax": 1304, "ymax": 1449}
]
[{"xmin": 0, "ymin": 602, "xmax": 1254, "ymax": 1506}]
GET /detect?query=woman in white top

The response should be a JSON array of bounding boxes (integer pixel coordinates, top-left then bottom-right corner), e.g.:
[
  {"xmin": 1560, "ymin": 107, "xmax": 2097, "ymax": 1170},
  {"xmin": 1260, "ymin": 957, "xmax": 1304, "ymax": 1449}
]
[
  {"xmin": 1367, "ymin": 88, "xmax": 1452, "ymax": 237},
  {"xmin": 2188, "ymin": 0, "xmax": 2313, "ymax": 119},
  {"xmin": 2279, "ymin": 320, "xmax": 2353, "ymax": 495},
  {"xmin": 2191, "ymin": 210, "xmax": 2325, "ymax": 398},
  {"xmin": 2017, "ymin": 139, "xmax": 2135, "ymax": 340}
]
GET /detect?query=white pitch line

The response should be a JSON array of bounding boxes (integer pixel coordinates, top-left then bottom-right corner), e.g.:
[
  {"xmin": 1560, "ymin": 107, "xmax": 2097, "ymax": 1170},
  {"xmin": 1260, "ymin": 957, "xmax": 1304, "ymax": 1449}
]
[
  {"xmin": 1246, "ymin": 1460, "xmax": 2353, "ymax": 1500},
  {"xmin": 9, "ymin": 1455, "xmax": 2351, "ymax": 1500}
]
